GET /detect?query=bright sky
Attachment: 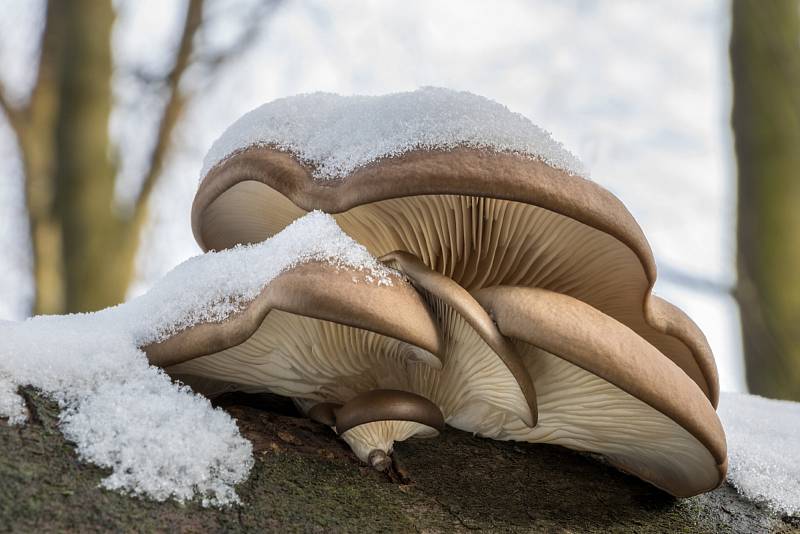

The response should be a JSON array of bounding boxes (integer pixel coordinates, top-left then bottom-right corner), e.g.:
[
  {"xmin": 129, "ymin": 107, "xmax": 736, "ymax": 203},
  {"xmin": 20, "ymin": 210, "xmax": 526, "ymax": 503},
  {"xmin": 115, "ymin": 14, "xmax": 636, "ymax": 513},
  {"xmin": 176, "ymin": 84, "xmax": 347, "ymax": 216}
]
[{"xmin": 0, "ymin": 0, "xmax": 745, "ymax": 391}]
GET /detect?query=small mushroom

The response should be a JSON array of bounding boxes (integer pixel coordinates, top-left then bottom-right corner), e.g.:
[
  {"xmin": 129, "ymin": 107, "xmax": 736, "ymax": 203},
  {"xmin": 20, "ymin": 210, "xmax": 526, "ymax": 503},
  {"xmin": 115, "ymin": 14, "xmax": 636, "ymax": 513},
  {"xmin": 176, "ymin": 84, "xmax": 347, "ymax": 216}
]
[
  {"xmin": 305, "ymin": 390, "xmax": 444, "ymax": 471},
  {"xmin": 192, "ymin": 117, "xmax": 717, "ymax": 406},
  {"xmin": 147, "ymin": 258, "xmax": 538, "ymax": 466}
]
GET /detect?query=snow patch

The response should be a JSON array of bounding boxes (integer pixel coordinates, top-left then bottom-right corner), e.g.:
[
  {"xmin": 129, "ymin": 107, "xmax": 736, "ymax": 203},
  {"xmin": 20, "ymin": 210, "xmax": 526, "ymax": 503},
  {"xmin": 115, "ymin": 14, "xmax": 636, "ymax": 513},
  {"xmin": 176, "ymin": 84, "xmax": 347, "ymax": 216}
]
[
  {"xmin": 720, "ymin": 392, "xmax": 800, "ymax": 516},
  {"xmin": 0, "ymin": 212, "xmax": 391, "ymax": 505},
  {"xmin": 201, "ymin": 87, "xmax": 585, "ymax": 181},
  {"xmin": 0, "ymin": 372, "xmax": 27, "ymax": 425}
]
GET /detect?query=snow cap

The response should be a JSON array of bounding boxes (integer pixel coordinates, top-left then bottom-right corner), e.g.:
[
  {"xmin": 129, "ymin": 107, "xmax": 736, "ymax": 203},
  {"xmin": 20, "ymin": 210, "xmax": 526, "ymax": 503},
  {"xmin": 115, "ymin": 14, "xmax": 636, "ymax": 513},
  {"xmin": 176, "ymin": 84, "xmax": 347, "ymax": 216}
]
[{"xmin": 201, "ymin": 87, "xmax": 586, "ymax": 181}]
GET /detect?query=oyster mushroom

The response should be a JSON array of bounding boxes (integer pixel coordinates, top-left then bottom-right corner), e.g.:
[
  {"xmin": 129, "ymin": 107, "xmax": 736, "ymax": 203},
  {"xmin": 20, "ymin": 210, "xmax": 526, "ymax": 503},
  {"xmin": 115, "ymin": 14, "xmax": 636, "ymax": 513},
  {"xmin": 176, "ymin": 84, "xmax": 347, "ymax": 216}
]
[
  {"xmin": 178, "ymin": 88, "xmax": 727, "ymax": 497},
  {"xmin": 386, "ymin": 251, "xmax": 726, "ymax": 496},
  {"xmin": 146, "ymin": 257, "xmax": 538, "ymax": 467},
  {"xmin": 191, "ymin": 89, "xmax": 718, "ymax": 406},
  {"xmin": 473, "ymin": 285, "xmax": 726, "ymax": 497}
]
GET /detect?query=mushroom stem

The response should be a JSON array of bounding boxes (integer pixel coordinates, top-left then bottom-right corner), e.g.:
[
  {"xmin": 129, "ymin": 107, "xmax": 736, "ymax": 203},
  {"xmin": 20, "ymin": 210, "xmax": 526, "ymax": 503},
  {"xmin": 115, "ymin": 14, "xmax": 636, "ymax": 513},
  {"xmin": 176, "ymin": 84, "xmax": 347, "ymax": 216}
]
[{"xmin": 367, "ymin": 449, "xmax": 392, "ymax": 472}]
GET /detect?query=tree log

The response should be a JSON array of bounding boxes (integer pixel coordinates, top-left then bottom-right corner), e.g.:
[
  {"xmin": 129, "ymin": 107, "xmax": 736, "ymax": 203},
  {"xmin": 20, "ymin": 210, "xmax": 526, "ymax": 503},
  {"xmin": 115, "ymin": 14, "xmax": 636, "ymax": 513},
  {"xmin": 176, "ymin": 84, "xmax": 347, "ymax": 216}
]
[{"xmin": 1, "ymin": 390, "xmax": 796, "ymax": 533}]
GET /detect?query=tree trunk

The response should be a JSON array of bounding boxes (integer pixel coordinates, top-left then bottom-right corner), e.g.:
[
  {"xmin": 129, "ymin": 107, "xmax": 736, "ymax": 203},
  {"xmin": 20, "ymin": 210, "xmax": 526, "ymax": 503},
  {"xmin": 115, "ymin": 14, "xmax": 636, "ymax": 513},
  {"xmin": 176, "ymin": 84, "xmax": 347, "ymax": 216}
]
[
  {"xmin": 16, "ymin": 0, "xmax": 202, "ymax": 315},
  {"xmin": 731, "ymin": 0, "xmax": 800, "ymax": 400},
  {"xmin": 0, "ymin": 0, "xmax": 249, "ymax": 316},
  {"xmin": 21, "ymin": 1, "xmax": 65, "ymax": 315},
  {"xmin": 20, "ymin": 0, "xmax": 138, "ymax": 315},
  {"xmin": 50, "ymin": 0, "xmax": 141, "ymax": 313}
]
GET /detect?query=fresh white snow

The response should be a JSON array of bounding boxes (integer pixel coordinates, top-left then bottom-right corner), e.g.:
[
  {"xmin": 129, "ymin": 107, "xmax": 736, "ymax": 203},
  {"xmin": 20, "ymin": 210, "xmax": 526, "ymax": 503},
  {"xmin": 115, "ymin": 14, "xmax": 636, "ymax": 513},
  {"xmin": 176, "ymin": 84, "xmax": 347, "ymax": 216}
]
[
  {"xmin": 200, "ymin": 87, "xmax": 586, "ymax": 181},
  {"xmin": 719, "ymin": 392, "xmax": 800, "ymax": 516},
  {"xmin": 0, "ymin": 212, "xmax": 392, "ymax": 505}
]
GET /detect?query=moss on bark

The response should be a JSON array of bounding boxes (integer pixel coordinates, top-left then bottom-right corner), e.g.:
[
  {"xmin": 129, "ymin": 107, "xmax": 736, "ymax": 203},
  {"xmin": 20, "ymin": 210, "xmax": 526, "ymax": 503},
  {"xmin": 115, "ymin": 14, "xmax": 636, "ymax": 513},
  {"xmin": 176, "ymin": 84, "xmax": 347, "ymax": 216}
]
[{"xmin": 1, "ymin": 390, "xmax": 797, "ymax": 533}]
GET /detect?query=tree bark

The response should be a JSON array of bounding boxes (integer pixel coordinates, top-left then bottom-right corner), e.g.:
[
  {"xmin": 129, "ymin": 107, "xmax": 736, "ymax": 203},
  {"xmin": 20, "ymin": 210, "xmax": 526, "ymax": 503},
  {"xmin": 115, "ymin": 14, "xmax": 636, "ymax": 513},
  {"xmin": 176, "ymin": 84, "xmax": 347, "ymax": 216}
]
[
  {"xmin": 731, "ymin": 0, "xmax": 800, "ymax": 400},
  {"xmin": 1, "ymin": 390, "xmax": 797, "ymax": 533}
]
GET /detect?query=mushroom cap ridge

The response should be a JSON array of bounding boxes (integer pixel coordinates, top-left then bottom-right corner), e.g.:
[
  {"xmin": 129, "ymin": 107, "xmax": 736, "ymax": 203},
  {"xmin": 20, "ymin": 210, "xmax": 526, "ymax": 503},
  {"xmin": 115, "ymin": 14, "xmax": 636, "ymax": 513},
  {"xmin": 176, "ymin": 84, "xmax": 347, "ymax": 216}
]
[
  {"xmin": 192, "ymin": 146, "xmax": 719, "ymax": 406},
  {"xmin": 381, "ymin": 249, "xmax": 538, "ymax": 427},
  {"xmin": 152, "ymin": 253, "xmax": 540, "ymax": 432},
  {"xmin": 309, "ymin": 389, "xmax": 445, "ymax": 435},
  {"xmin": 474, "ymin": 285, "xmax": 727, "ymax": 497},
  {"xmin": 143, "ymin": 261, "xmax": 441, "ymax": 368}
]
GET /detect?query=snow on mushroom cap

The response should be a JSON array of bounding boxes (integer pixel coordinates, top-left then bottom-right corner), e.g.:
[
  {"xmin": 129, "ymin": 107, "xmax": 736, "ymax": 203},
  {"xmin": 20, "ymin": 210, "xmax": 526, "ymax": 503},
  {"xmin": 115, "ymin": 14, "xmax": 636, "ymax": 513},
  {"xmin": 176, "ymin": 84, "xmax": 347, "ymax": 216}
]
[
  {"xmin": 201, "ymin": 87, "xmax": 586, "ymax": 181},
  {"xmin": 0, "ymin": 212, "xmax": 392, "ymax": 506},
  {"xmin": 127, "ymin": 210, "xmax": 394, "ymax": 345}
]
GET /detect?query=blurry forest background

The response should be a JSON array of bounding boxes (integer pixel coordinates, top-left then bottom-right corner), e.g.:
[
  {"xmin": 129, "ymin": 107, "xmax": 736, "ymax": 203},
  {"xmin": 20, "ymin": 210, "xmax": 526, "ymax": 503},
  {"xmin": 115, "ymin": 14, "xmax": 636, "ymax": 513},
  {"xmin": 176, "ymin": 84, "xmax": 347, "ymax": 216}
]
[{"xmin": 0, "ymin": 0, "xmax": 798, "ymax": 400}]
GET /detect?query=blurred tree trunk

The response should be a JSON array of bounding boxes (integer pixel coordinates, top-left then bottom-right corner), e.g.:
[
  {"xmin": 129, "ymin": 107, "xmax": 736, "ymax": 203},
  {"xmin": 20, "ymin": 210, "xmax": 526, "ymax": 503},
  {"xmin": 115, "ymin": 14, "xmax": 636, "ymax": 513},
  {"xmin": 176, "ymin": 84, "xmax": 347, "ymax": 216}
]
[
  {"xmin": 50, "ymin": 0, "xmax": 126, "ymax": 313},
  {"xmin": 731, "ymin": 0, "xmax": 800, "ymax": 400},
  {"xmin": 0, "ymin": 0, "xmax": 205, "ymax": 315}
]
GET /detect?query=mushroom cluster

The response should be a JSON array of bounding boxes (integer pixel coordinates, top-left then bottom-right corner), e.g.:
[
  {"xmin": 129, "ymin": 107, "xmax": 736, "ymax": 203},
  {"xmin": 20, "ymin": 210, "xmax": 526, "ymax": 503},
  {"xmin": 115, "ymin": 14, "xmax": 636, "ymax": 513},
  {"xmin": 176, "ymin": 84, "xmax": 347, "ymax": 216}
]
[{"xmin": 146, "ymin": 88, "xmax": 726, "ymax": 497}]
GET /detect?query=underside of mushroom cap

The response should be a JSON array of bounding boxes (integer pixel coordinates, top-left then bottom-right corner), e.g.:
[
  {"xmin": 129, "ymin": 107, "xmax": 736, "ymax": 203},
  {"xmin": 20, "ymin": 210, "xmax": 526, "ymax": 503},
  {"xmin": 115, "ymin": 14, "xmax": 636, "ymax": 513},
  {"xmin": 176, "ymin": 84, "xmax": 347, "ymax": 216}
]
[
  {"xmin": 148, "ymin": 248, "xmax": 538, "ymax": 454},
  {"xmin": 144, "ymin": 260, "xmax": 442, "ymax": 371},
  {"xmin": 192, "ymin": 145, "xmax": 719, "ymax": 406},
  {"xmin": 160, "ymin": 254, "xmax": 538, "ymax": 434},
  {"xmin": 473, "ymin": 285, "xmax": 727, "ymax": 497},
  {"xmin": 341, "ymin": 420, "xmax": 439, "ymax": 469}
]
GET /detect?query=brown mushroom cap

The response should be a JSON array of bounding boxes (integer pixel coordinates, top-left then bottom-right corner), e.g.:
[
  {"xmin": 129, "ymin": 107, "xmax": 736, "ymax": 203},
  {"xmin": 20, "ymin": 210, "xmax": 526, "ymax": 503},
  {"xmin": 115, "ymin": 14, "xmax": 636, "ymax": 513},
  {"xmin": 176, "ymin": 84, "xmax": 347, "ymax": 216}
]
[
  {"xmin": 192, "ymin": 146, "xmax": 719, "ymax": 406},
  {"xmin": 381, "ymin": 250, "xmax": 538, "ymax": 431},
  {"xmin": 145, "ymin": 261, "xmax": 443, "ymax": 398},
  {"xmin": 473, "ymin": 285, "xmax": 727, "ymax": 497},
  {"xmin": 147, "ymin": 253, "xmax": 538, "ymax": 430},
  {"xmin": 306, "ymin": 390, "xmax": 445, "ymax": 468},
  {"xmin": 327, "ymin": 389, "xmax": 445, "ymax": 435}
]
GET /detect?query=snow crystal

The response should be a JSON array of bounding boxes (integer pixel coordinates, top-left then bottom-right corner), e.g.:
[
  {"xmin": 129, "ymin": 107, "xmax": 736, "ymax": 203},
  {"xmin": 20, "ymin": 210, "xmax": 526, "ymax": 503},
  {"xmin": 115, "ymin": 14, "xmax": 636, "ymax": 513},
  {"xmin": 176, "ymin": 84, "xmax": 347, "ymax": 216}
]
[
  {"xmin": 123, "ymin": 210, "xmax": 394, "ymax": 344},
  {"xmin": 0, "ymin": 372, "xmax": 27, "ymax": 425},
  {"xmin": 201, "ymin": 87, "xmax": 586, "ymax": 181},
  {"xmin": 719, "ymin": 392, "xmax": 800, "ymax": 516},
  {"xmin": 0, "ymin": 212, "xmax": 392, "ymax": 505}
]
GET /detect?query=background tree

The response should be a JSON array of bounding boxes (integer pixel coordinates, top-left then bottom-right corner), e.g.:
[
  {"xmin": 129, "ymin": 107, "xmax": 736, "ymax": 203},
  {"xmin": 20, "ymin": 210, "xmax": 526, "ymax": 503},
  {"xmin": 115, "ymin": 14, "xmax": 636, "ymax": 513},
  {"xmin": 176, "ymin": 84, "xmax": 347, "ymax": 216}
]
[
  {"xmin": 731, "ymin": 0, "xmax": 800, "ymax": 400},
  {"xmin": 0, "ymin": 0, "xmax": 276, "ymax": 315}
]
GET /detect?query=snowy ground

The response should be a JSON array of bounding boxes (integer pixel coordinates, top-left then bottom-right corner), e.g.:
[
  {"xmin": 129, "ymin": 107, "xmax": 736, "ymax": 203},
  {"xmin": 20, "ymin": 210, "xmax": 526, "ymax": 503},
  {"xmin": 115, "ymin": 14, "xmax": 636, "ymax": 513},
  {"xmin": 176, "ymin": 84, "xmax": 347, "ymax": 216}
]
[{"xmin": 718, "ymin": 393, "xmax": 800, "ymax": 516}]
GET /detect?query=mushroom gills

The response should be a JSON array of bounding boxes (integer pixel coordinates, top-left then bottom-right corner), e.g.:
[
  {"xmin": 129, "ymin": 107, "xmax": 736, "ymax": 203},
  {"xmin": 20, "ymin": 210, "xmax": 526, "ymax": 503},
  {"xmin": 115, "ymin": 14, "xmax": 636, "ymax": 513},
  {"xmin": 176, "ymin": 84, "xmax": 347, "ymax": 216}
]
[
  {"xmin": 200, "ymin": 181, "xmax": 713, "ymax": 402},
  {"xmin": 381, "ymin": 250, "xmax": 538, "ymax": 433},
  {"xmin": 472, "ymin": 285, "xmax": 727, "ymax": 497},
  {"xmin": 342, "ymin": 421, "xmax": 439, "ymax": 471},
  {"xmin": 165, "ymin": 310, "xmax": 442, "ymax": 403},
  {"xmin": 501, "ymin": 343, "xmax": 721, "ymax": 497},
  {"xmin": 164, "ymin": 256, "xmax": 539, "ymax": 465}
]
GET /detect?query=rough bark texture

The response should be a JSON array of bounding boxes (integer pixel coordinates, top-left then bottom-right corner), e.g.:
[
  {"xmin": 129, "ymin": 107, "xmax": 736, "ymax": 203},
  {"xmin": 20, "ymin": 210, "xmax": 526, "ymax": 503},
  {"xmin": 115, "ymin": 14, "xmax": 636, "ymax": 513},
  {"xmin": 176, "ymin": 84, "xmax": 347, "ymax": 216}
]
[
  {"xmin": 731, "ymin": 0, "xmax": 800, "ymax": 400},
  {"xmin": 1, "ymin": 390, "xmax": 796, "ymax": 533}
]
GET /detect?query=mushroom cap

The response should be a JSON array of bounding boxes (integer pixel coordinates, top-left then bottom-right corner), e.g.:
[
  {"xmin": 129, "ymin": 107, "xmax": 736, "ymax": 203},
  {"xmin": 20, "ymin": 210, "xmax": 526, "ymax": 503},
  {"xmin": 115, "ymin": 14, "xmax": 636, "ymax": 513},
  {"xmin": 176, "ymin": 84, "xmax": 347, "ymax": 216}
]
[
  {"xmin": 192, "ymin": 145, "xmax": 718, "ymax": 406},
  {"xmin": 324, "ymin": 389, "xmax": 445, "ymax": 435},
  {"xmin": 381, "ymin": 250, "xmax": 538, "ymax": 431},
  {"xmin": 145, "ymin": 261, "xmax": 443, "ymax": 391},
  {"xmin": 341, "ymin": 420, "xmax": 440, "ymax": 468},
  {"xmin": 148, "ymin": 256, "xmax": 538, "ymax": 433},
  {"xmin": 473, "ymin": 285, "xmax": 727, "ymax": 497},
  {"xmin": 306, "ymin": 390, "xmax": 444, "ymax": 467}
]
